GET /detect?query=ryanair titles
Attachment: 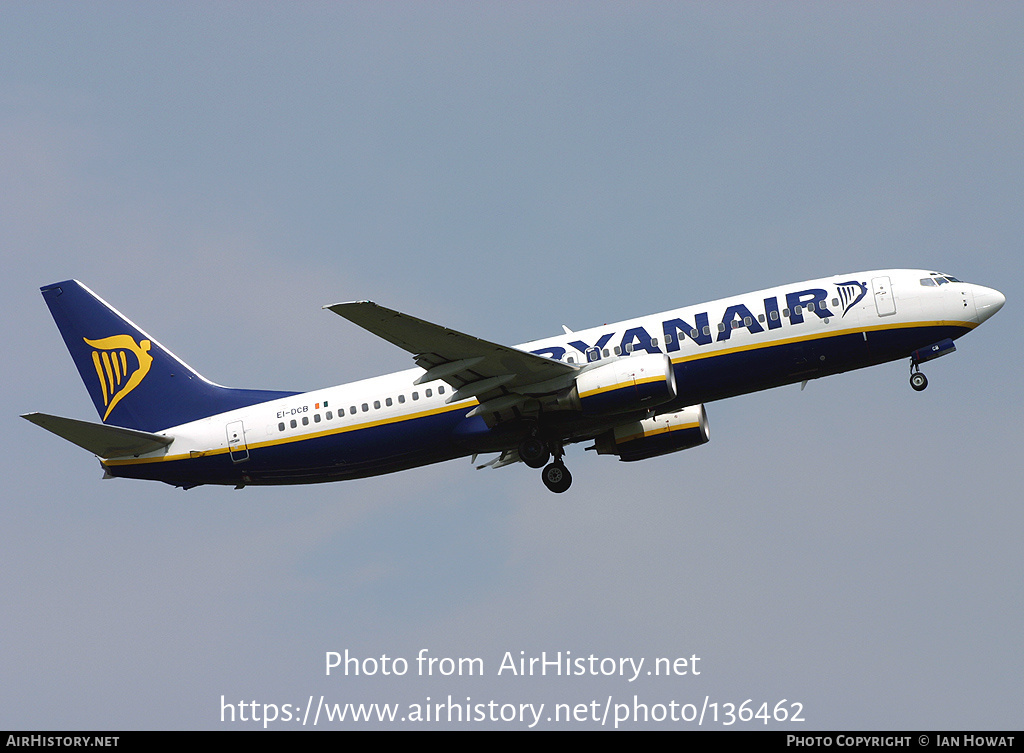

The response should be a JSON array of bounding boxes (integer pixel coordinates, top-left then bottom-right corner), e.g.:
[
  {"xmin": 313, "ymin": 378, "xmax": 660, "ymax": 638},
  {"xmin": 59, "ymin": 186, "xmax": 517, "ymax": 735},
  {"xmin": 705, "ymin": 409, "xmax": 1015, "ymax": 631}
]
[{"xmin": 529, "ymin": 286, "xmax": 847, "ymax": 361}]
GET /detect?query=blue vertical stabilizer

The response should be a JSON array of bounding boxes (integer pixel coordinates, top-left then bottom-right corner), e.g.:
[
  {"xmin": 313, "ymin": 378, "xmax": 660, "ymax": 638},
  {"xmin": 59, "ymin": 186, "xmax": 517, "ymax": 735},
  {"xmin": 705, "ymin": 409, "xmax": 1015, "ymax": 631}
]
[{"xmin": 40, "ymin": 281, "xmax": 298, "ymax": 432}]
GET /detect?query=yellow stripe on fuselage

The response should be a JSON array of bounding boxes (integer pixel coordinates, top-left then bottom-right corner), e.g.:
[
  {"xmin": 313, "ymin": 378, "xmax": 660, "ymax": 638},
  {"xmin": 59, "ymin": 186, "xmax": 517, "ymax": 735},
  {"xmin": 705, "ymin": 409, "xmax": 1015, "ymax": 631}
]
[
  {"xmin": 104, "ymin": 318, "xmax": 973, "ymax": 467},
  {"xmin": 103, "ymin": 399, "xmax": 479, "ymax": 466},
  {"xmin": 670, "ymin": 319, "xmax": 974, "ymax": 366}
]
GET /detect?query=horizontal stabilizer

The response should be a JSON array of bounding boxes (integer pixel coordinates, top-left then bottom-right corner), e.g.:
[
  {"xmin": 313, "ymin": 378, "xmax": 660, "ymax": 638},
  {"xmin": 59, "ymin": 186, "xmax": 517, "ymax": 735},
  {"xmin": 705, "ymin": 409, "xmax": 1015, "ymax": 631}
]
[{"xmin": 22, "ymin": 412, "xmax": 172, "ymax": 458}]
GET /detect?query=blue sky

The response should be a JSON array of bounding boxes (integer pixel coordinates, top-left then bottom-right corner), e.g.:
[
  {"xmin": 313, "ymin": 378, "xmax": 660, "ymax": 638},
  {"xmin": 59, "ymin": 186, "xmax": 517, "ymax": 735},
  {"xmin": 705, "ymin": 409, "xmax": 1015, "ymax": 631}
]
[{"xmin": 2, "ymin": 3, "xmax": 1022, "ymax": 729}]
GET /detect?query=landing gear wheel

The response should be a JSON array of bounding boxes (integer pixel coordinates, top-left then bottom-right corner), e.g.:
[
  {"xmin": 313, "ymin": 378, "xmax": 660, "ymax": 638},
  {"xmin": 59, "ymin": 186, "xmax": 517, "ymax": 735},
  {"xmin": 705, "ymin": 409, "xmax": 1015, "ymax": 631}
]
[
  {"xmin": 541, "ymin": 462, "xmax": 572, "ymax": 493},
  {"xmin": 910, "ymin": 372, "xmax": 928, "ymax": 391},
  {"xmin": 519, "ymin": 437, "xmax": 550, "ymax": 469}
]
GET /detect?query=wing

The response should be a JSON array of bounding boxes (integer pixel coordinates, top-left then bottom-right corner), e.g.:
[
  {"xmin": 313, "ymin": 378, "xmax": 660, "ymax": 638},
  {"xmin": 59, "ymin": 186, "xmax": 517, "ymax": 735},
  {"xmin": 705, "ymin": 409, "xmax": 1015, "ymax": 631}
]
[{"xmin": 325, "ymin": 301, "xmax": 578, "ymax": 420}]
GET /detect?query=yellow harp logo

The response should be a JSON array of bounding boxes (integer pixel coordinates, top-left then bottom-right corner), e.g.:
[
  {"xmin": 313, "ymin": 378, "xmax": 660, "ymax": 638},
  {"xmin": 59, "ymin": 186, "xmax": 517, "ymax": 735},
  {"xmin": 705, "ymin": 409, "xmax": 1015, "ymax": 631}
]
[{"xmin": 83, "ymin": 335, "xmax": 154, "ymax": 421}]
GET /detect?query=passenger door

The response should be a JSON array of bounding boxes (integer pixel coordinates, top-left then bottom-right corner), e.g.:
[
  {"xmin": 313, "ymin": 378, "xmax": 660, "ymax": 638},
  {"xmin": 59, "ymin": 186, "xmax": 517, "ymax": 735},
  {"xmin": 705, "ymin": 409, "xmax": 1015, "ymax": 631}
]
[
  {"xmin": 871, "ymin": 276, "xmax": 896, "ymax": 317},
  {"xmin": 226, "ymin": 420, "xmax": 249, "ymax": 463}
]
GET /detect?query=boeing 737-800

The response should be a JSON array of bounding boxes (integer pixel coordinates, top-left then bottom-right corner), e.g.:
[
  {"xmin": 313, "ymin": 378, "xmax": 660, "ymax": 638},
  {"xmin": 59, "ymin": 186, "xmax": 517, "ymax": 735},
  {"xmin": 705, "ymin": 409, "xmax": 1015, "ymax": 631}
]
[{"xmin": 23, "ymin": 270, "xmax": 1004, "ymax": 492}]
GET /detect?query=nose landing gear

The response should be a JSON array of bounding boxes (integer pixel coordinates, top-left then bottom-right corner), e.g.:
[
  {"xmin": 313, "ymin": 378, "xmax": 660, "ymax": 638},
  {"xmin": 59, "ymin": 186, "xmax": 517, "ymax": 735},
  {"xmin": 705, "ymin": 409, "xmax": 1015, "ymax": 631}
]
[{"xmin": 908, "ymin": 338, "xmax": 956, "ymax": 392}]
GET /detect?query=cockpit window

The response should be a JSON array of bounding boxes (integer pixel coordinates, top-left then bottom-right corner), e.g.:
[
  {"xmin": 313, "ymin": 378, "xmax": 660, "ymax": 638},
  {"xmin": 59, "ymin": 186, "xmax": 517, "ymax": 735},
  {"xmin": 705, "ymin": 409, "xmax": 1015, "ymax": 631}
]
[{"xmin": 925, "ymin": 273, "xmax": 964, "ymax": 287}]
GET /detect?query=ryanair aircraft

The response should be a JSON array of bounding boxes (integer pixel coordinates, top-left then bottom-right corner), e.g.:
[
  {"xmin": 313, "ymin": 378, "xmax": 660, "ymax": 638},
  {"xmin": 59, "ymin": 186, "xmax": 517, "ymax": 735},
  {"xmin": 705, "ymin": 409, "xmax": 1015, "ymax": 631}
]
[{"xmin": 23, "ymin": 271, "xmax": 1004, "ymax": 493}]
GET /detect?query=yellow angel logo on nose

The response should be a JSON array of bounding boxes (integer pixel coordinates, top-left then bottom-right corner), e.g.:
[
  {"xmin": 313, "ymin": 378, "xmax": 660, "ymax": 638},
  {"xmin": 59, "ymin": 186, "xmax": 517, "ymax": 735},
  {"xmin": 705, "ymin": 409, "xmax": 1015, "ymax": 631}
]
[{"xmin": 83, "ymin": 335, "xmax": 154, "ymax": 421}]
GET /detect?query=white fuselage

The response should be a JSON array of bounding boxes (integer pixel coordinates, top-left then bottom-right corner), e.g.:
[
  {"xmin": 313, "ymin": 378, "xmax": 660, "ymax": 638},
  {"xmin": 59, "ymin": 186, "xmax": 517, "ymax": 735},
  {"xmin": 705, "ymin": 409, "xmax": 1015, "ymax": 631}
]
[{"xmin": 101, "ymin": 269, "xmax": 1003, "ymax": 488}]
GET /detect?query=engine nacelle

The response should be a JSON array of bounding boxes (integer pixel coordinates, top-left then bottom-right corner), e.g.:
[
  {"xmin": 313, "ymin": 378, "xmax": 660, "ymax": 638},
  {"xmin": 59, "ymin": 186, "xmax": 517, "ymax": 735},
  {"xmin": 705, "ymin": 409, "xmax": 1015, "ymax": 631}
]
[
  {"xmin": 593, "ymin": 405, "xmax": 710, "ymax": 462},
  {"xmin": 571, "ymin": 353, "xmax": 677, "ymax": 415}
]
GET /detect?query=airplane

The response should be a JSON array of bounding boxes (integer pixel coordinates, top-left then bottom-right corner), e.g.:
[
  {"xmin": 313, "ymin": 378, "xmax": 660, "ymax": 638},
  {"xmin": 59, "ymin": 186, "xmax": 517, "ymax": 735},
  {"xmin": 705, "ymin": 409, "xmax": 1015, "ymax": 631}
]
[{"xmin": 23, "ymin": 270, "xmax": 1004, "ymax": 493}]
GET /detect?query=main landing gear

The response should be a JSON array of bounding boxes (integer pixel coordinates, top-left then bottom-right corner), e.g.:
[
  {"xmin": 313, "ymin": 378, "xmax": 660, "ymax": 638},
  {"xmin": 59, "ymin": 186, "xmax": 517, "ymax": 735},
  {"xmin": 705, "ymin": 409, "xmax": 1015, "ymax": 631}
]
[
  {"xmin": 518, "ymin": 434, "xmax": 572, "ymax": 493},
  {"xmin": 541, "ymin": 460, "xmax": 572, "ymax": 494},
  {"xmin": 518, "ymin": 436, "xmax": 549, "ymax": 469}
]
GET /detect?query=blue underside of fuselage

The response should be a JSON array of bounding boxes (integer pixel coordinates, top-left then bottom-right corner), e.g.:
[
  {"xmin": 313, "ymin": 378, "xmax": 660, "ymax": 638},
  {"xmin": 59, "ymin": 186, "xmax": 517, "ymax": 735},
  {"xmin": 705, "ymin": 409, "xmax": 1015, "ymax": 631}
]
[{"xmin": 108, "ymin": 323, "xmax": 970, "ymax": 488}]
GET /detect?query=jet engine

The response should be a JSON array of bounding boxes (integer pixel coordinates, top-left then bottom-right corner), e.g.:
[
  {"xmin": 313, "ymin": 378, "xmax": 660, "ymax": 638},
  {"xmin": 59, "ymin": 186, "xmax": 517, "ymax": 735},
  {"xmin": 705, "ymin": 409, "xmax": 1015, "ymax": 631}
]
[
  {"xmin": 592, "ymin": 405, "xmax": 710, "ymax": 462},
  {"xmin": 568, "ymin": 353, "xmax": 677, "ymax": 415}
]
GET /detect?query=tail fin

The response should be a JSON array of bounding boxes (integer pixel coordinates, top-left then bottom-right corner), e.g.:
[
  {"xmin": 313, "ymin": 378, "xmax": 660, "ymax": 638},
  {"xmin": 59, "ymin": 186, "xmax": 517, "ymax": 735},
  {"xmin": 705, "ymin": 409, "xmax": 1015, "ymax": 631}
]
[{"xmin": 41, "ymin": 280, "xmax": 297, "ymax": 432}]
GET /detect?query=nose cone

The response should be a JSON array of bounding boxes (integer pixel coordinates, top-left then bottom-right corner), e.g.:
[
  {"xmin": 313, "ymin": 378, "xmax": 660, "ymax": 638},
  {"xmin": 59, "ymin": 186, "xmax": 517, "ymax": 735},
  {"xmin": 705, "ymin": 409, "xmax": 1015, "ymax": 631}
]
[{"xmin": 973, "ymin": 285, "xmax": 1006, "ymax": 324}]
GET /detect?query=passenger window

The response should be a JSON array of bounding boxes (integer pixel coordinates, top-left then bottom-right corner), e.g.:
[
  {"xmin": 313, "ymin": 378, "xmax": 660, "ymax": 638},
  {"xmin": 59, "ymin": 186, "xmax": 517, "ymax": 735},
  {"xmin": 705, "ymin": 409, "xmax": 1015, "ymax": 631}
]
[
  {"xmin": 690, "ymin": 329, "xmax": 699, "ymax": 338},
  {"xmin": 782, "ymin": 308, "xmax": 791, "ymax": 318},
  {"xmin": 361, "ymin": 403, "xmax": 369, "ymax": 412},
  {"xmin": 373, "ymin": 400, "xmax": 381, "ymax": 409},
  {"xmin": 302, "ymin": 416, "xmax": 309, "ymax": 426},
  {"xmin": 703, "ymin": 326, "xmax": 711, "ymax": 336},
  {"xmin": 567, "ymin": 356, "xmax": 576, "ymax": 364},
  {"xmin": 651, "ymin": 338, "xmax": 658, "ymax": 347},
  {"xmin": 832, "ymin": 298, "xmax": 839, "ymax": 307},
  {"xmin": 770, "ymin": 310, "xmax": 779, "ymax": 321},
  {"xmin": 743, "ymin": 316, "xmax": 752, "ymax": 326},
  {"xmin": 426, "ymin": 389, "xmax": 432, "ymax": 397},
  {"xmin": 278, "ymin": 422, "xmax": 285, "ymax": 432},
  {"xmin": 794, "ymin": 305, "xmax": 802, "ymax": 315},
  {"xmin": 438, "ymin": 386, "xmax": 445, "ymax": 394},
  {"xmin": 412, "ymin": 392, "xmax": 419, "ymax": 401},
  {"xmin": 386, "ymin": 397, "xmax": 393, "ymax": 407},
  {"xmin": 290, "ymin": 419, "xmax": 297, "ymax": 429},
  {"xmin": 326, "ymin": 411, "xmax": 333, "ymax": 420},
  {"xmin": 806, "ymin": 302, "xmax": 815, "ymax": 312},
  {"xmin": 757, "ymin": 314, "xmax": 765, "ymax": 323},
  {"xmin": 314, "ymin": 414, "xmax": 321, "ymax": 423},
  {"xmin": 625, "ymin": 343, "xmax": 633, "ymax": 353},
  {"xmin": 398, "ymin": 395, "xmax": 405, "ymax": 404},
  {"xmin": 731, "ymin": 320, "xmax": 739, "ymax": 329},
  {"xmin": 350, "ymin": 406, "xmax": 356, "ymax": 415}
]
